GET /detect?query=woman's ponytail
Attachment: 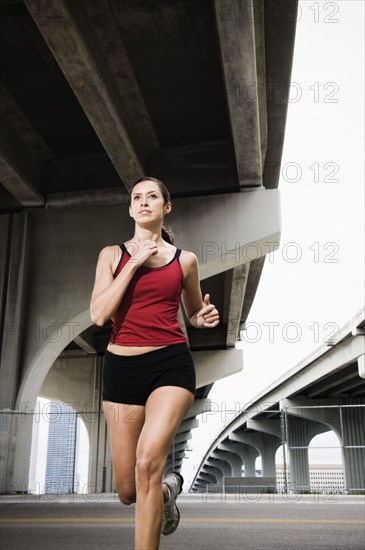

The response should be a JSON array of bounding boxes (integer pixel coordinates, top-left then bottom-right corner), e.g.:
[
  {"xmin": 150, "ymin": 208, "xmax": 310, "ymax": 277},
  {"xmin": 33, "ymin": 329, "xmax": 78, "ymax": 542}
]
[{"xmin": 161, "ymin": 224, "xmax": 174, "ymax": 245}]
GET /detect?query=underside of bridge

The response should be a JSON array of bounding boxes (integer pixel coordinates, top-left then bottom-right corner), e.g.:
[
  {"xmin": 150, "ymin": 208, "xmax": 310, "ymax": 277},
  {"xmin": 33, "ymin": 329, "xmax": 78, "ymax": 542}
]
[
  {"xmin": 192, "ymin": 310, "xmax": 365, "ymax": 493},
  {"xmin": 0, "ymin": 0, "xmax": 298, "ymax": 492},
  {"xmin": 1, "ymin": 0, "xmax": 297, "ymax": 356}
]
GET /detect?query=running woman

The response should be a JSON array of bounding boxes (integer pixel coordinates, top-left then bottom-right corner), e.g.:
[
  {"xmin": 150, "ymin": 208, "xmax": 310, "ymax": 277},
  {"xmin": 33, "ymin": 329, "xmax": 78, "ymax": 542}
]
[{"xmin": 90, "ymin": 176, "xmax": 220, "ymax": 549}]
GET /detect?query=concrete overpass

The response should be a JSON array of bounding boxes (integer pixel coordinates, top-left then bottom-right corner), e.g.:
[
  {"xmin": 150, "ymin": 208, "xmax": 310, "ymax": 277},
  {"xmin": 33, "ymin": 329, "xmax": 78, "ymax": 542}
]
[
  {"xmin": 0, "ymin": 0, "xmax": 298, "ymax": 493},
  {"xmin": 191, "ymin": 307, "xmax": 365, "ymax": 494}
]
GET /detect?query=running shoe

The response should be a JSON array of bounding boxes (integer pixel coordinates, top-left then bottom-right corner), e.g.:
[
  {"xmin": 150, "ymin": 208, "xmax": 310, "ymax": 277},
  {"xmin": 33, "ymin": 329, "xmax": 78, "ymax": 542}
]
[{"xmin": 161, "ymin": 472, "xmax": 184, "ymax": 535}]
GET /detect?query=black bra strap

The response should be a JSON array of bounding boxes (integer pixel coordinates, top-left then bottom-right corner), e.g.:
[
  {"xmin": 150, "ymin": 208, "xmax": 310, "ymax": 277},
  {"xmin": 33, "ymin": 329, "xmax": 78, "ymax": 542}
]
[
  {"xmin": 120, "ymin": 243, "xmax": 180, "ymax": 265},
  {"xmin": 121, "ymin": 243, "xmax": 130, "ymax": 256}
]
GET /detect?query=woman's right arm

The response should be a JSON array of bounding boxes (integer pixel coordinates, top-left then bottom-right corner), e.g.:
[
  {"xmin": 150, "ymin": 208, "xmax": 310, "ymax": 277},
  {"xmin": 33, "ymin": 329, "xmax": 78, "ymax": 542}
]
[
  {"xmin": 89, "ymin": 245, "xmax": 139, "ymax": 326},
  {"xmin": 90, "ymin": 239, "xmax": 158, "ymax": 326}
]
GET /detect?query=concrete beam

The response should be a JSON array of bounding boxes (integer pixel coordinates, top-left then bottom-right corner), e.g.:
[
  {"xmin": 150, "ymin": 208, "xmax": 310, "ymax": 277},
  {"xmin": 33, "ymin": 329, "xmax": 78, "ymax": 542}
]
[
  {"xmin": 167, "ymin": 442, "xmax": 186, "ymax": 456},
  {"xmin": 46, "ymin": 187, "xmax": 129, "ymax": 209},
  {"xmin": 80, "ymin": 0, "xmax": 159, "ymax": 161},
  {"xmin": 228, "ymin": 430, "xmax": 280, "ymax": 477},
  {"xmin": 0, "ymin": 115, "xmax": 44, "ymax": 207},
  {"xmin": 206, "ymin": 458, "xmax": 225, "ymax": 478},
  {"xmin": 225, "ymin": 263, "xmax": 250, "ymax": 346},
  {"xmin": 229, "ymin": 432, "xmax": 261, "ymax": 455},
  {"xmin": 171, "ymin": 188, "xmax": 281, "ymax": 280},
  {"xmin": 201, "ymin": 468, "xmax": 219, "ymax": 485},
  {"xmin": 74, "ymin": 328, "xmax": 97, "ymax": 354},
  {"xmin": 243, "ymin": 334, "xmax": 365, "ymax": 411},
  {"xmin": 203, "ymin": 465, "xmax": 222, "ymax": 484},
  {"xmin": 199, "ymin": 472, "xmax": 216, "ymax": 484},
  {"xmin": 357, "ymin": 353, "xmax": 365, "ymax": 378},
  {"xmin": 280, "ymin": 402, "xmax": 332, "ymax": 443},
  {"xmin": 218, "ymin": 442, "xmax": 244, "ymax": 459},
  {"xmin": 184, "ymin": 399, "xmax": 212, "ymax": 419},
  {"xmin": 281, "ymin": 398, "xmax": 358, "ymax": 441},
  {"xmin": 166, "ymin": 456, "xmax": 183, "ymax": 465},
  {"xmin": 262, "ymin": 1, "xmax": 299, "ymax": 189},
  {"xmin": 164, "ymin": 461, "xmax": 182, "ymax": 476},
  {"xmin": 247, "ymin": 419, "xmax": 282, "ymax": 439},
  {"xmin": 217, "ymin": 444, "xmax": 243, "ymax": 476},
  {"xmin": 179, "ymin": 417, "xmax": 199, "ymax": 433},
  {"xmin": 24, "ymin": 0, "xmax": 143, "ymax": 186},
  {"xmin": 210, "ymin": 452, "xmax": 232, "ymax": 477},
  {"xmin": 0, "ymin": 213, "xmax": 29, "ymax": 407},
  {"xmin": 193, "ymin": 348, "xmax": 243, "ymax": 388},
  {"xmin": 333, "ymin": 378, "xmax": 365, "ymax": 395},
  {"xmin": 173, "ymin": 432, "xmax": 192, "ymax": 446},
  {"xmin": 0, "ymin": 82, "xmax": 54, "ymax": 163},
  {"xmin": 307, "ymin": 370, "xmax": 362, "ymax": 398},
  {"xmin": 214, "ymin": 0, "xmax": 266, "ymax": 188}
]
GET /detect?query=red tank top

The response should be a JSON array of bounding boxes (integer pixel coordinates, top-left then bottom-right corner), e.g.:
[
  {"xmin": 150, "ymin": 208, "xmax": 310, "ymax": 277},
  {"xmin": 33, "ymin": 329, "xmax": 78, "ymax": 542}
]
[{"xmin": 109, "ymin": 243, "xmax": 187, "ymax": 346}]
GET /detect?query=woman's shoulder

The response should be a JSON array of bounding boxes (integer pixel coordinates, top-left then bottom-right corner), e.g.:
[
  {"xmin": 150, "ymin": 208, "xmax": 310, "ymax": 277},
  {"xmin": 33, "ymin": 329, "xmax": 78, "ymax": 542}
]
[
  {"xmin": 99, "ymin": 244, "xmax": 123, "ymax": 255},
  {"xmin": 98, "ymin": 244, "xmax": 123, "ymax": 271},
  {"xmin": 179, "ymin": 249, "xmax": 198, "ymax": 262},
  {"xmin": 179, "ymin": 249, "xmax": 198, "ymax": 274}
]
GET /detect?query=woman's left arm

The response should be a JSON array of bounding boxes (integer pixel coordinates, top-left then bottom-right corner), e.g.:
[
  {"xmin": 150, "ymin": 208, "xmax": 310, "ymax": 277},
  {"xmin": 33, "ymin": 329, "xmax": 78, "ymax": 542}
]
[{"xmin": 181, "ymin": 252, "xmax": 220, "ymax": 329}]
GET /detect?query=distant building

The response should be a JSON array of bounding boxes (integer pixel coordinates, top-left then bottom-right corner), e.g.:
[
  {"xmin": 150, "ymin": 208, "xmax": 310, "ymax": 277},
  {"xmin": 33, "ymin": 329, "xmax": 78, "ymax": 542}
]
[
  {"xmin": 44, "ymin": 402, "xmax": 77, "ymax": 493},
  {"xmin": 276, "ymin": 464, "xmax": 345, "ymax": 493}
]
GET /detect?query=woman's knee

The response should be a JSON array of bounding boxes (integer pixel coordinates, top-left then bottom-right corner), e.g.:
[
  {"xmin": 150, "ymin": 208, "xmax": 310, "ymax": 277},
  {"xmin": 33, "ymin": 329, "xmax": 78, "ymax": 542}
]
[
  {"xmin": 135, "ymin": 453, "xmax": 164, "ymax": 487},
  {"xmin": 115, "ymin": 480, "xmax": 137, "ymax": 505}
]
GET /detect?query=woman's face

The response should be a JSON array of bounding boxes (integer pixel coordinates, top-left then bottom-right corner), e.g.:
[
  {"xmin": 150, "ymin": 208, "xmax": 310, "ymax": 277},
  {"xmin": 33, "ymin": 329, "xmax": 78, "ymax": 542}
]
[{"xmin": 129, "ymin": 181, "xmax": 170, "ymax": 222}]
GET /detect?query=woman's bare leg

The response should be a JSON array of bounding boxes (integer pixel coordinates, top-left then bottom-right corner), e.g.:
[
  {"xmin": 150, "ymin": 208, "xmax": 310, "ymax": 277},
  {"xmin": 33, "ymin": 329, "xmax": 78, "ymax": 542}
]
[
  {"xmin": 134, "ymin": 386, "xmax": 195, "ymax": 550},
  {"xmin": 103, "ymin": 401, "xmax": 145, "ymax": 504}
]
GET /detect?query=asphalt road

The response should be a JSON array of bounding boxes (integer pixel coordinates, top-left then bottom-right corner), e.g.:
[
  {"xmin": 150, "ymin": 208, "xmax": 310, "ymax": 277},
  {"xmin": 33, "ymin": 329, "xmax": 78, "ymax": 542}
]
[{"xmin": 1, "ymin": 493, "xmax": 364, "ymax": 550}]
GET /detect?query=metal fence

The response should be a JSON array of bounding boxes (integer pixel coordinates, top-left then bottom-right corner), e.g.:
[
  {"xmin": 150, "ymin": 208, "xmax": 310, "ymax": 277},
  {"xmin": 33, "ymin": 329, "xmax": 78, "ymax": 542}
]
[
  {"xmin": 281, "ymin": 404, "xmax": 365, "ymax": 494},
  {"xmin": 0, "ymin": 406, "xmax": 111, "ymax": 496},
  {"xmin": 1, "ymin": 403, "xmax": 364, "ymax": 495},
  {"xmin": 195, "ymin": 403, "xmax": 365, "ymax": 495}
]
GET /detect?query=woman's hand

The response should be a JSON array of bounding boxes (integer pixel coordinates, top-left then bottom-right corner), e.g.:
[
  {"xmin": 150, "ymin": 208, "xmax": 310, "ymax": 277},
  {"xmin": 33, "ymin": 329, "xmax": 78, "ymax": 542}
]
[
  {"xmin": 127, "ymin": 237, "xmax": 158, "ymax": 267},
  {"xmin": 196, "ymin": 294, "xmax": 220, "ymax": 328}
]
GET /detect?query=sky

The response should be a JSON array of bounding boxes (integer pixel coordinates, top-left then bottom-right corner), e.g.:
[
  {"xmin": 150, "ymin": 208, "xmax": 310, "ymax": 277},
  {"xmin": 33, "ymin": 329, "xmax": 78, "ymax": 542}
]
[{"xmin": 181, "ymin": 0, "xmax": 365, "ymax": 487}]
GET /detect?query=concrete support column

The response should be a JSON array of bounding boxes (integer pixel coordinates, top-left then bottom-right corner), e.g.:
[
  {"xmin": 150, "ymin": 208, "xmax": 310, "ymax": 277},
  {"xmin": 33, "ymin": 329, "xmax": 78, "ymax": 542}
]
[
  {"xmin": 207, "ymin": 458, "xmax": 226, "ymax": 479},
  {"xmin": 218, "ymin": 442, "xmax": 244, "ymax": 477},
  {"xmin": 243, "ymin": 448, "xmax": 257, "ymax": 477},
  {"xmin": 245, "ymin": 420, "xmax": 282, "ymax": 476},
  {"xmin": 260, "ymin": 435, "xmax": 279, "ymax": 477},
  {"xmin": 213, "ymin": 448, "xmax": 241, "ymax": 476},
  {"xmin": 40, "ymin": 355, "xmax": 105, "ymax": 494},
  {"xmin": 282, "ymin": 398, "xmax": 365, "ymax": 493},
  {"xmin": 86, "ymin": 413, "xmax": 107, "ymax": 493},
  {"xmin": 341, "ymin": 404, "xmax": 365, "ymax": 493},
  {"xmin": 0, "ymin": 212, "xmax": 28, "ymax": 410},
  {"xmin": 200, "ymin": 472, "xmax": 216, "ymax": 485},
  {"xmin": 210, "ymin": 453, "xmax": 232, "ymax": 477},
  {"xmin": 9, "ymin": 411, "xmax": 34, "ymax": 493},
  {"xmin": 284, "ymin": 414, "xmax": 328, "ymax": 492},
  {"xmin": 202, "ymin": 468, "xmax": 218, "ymax": 484},
  {"xmin": 205, "ymin": 464, "xmax": 223, "ymax": 485},
  {"xmin": 228, "ymin": 433, "xmax": 260, "ymax": 476}
]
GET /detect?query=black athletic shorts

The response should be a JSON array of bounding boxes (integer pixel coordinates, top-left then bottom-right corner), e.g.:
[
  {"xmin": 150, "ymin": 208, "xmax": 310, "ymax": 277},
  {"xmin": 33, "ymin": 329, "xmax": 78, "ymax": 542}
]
[{"xmin": 102, "ymin": 342, "xmax": 196, "ymax": 405}]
